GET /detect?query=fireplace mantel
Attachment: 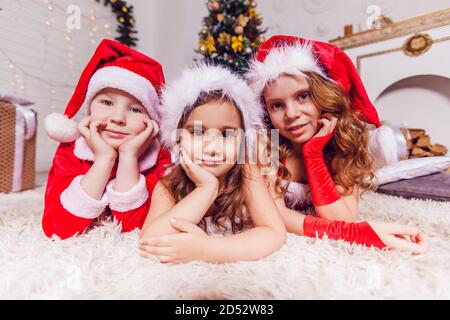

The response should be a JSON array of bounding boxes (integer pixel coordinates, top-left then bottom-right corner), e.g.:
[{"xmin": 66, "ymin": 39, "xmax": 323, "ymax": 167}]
[{"xmin": 329, "ymin": 9, "xmax": 450, "ymax": 102}]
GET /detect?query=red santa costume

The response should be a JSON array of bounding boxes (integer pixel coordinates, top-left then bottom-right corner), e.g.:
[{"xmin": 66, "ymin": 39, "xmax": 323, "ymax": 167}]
[{"xmin": 42, "ymin": 39, "xmax": 171, "ymax": 240}]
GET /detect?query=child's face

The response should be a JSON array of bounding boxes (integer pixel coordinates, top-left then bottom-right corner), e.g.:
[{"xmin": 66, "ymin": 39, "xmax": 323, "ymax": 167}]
[
  {"xmin": 263, "ymin": 74, "xmax": 321, "ymax": 145},
  {"xmin": 89, "ymin": 88, "xmax": 150, "ymax": 149},
  {"xmin": 178, "ymin": 99, "xmax": 243, "ymax": 178}
]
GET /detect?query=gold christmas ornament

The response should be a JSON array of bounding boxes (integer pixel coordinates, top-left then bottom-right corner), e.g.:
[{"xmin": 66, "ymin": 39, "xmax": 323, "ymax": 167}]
[
  {"xmin": 118, "ymin": 17, "xmax": 125, "ymax": 23},
  {"xmin": 122, "ymin": 6, "xmax": 128, "ymax": 13},
  {"xmin": 237, "ymin": 14, "xmax": 250, "ymax": 27},
  {"xmin": 199, "ymin": 45, "xmax": 207, "ymax": 55},
  {"xmin": 217, "ymin": 13, "xmax": 225, "ymax": 22},
  {"xmin": 201, "ymin": 27, "xmax": 208, "ymax": 35},
  {"xmin": 218, "ymin": 32, "xmax": 231, "ymax": 45},
  {"xmin": 248, "ymin": 7, "xmax": 257, "ymax": 18},
  {"xmin": 199, "ymin": 34, "xmax": 216, "ymax": 54},
  {"xmin": 231, "ymin": 35, "xmax": 244, "ymax": 52}
]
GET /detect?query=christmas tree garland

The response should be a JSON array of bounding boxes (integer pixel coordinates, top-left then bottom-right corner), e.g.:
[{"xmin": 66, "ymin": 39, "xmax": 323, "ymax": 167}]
[{"xmin": 95, "ymin": 0, "xmax": 138, "ymax": 47}]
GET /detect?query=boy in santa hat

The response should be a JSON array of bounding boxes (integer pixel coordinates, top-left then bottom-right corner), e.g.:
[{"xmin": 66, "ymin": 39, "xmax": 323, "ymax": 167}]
[{"xmin": 42, "ymin": 39, "xmax": 171, "ymax": 240}]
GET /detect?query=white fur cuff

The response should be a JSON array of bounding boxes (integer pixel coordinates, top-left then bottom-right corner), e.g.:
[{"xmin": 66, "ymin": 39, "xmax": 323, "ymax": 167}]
[
  {"xmin": 106, "ymin": 174, "xmax": 148, "ymax": 212},
  {"xmin": 60, "ymin": 175, "xmax": 109, "ymax": 219}
]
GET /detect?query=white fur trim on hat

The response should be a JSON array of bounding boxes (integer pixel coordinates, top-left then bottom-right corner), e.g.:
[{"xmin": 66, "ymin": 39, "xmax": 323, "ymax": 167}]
[
  {"xmin": 44, "ymin": 113, "xmax": 81, "ymax": 143},
  {"xmin": 83, "ymin": 66, "xmax": 161, "ymax": 122},
  {"xmin": 246, "ymin": 42, "xmax": 329, "ymax": 97},
  {"xmin": 159, "ymin": 63, "xmax": 265, "ymax": 157}
]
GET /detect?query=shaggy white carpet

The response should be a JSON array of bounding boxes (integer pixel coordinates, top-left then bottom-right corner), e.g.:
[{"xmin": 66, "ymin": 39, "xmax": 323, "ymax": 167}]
[{"xmin": 0, "ymin": 186, "xmax": 449, "ymax": 300}]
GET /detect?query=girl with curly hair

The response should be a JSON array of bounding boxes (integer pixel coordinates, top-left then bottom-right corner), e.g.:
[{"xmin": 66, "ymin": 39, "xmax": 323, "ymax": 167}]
[
  {"xmin": 139, "ymin": 63, "xmax": 286, "ymax": 263},
  {"xmin": 245, "ymin": 35, "xmax": 428, "ymax": 253}
]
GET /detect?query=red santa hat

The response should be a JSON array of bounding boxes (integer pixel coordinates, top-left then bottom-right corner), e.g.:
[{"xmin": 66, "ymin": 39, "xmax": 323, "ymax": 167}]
[
  {"xmin": 246, "ymin": 35, "xmax": 382, "ymax": 127},
  {"xmin": 45, "ymin": 39, "xmax": 165, "ymax": 143},
  {"xmin": 246, "ymin": 35, "xmax": 407, "ymax": 168},
  {"xmin": 160, "ymin": 63, "xmax": 264, "ymax": 157}
]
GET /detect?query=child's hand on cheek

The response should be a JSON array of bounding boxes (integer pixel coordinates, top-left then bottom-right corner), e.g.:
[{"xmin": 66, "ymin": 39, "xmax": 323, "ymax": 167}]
[
  {"xmin": 78, "ymin": 116, "xmax": 117, "ymax": 161},
  {"xmin": 303, "ymin": 113, "xmax": 338, "ymax": 155},
  {"xmin": 179, "ymin": 147, "xmax": 218, "ymax": 190},
  {"xmin": 118, "ymin": 119, "xmax": 159, "ymax": 159},
  {"xmin": 313, "ymin": 113, "xmax": 338, "ymax": 138}
]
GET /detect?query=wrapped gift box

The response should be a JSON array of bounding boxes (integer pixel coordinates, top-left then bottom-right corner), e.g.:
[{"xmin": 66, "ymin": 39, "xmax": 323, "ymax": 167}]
[{"xmin": 0, "ymin": 94, "xmax": 37, "ymax": 193}]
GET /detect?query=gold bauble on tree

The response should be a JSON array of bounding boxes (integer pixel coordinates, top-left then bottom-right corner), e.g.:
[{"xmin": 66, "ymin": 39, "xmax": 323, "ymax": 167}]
[
  {"xmin": 218, "ymin": 32, "xmax": 231, "ymax": 45},
  {"xmin": 199, "ymin": 45, "xmax": 207, "ymax": 55}
]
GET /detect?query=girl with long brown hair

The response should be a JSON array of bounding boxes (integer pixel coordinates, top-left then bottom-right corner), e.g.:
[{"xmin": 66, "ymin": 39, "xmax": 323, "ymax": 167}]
[
  {"xmin": 246, "ymin": 35, "xmax": 428, "ymax": 253},
  {"xmin": 139, "ymin": 63, "xmax": 286, "ymax": 263}
]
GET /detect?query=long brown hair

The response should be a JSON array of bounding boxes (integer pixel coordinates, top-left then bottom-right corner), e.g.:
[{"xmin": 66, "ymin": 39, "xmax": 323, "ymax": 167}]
[
  {"xmin": 161, "ymin": 90, "xmax": 251, "ymax": 234},
  {"xmin": 266, "ymin": 72, "xmax": 377, "ymax": 197}
]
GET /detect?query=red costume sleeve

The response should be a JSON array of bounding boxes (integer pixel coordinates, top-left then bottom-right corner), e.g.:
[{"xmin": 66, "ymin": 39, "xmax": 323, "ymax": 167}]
[
  {"xmin": 42, "ymin": 143, "xmax": 107, "ymax": 239},
  {"xmin": 109, "ymin": 148, "xmax": 172, "ymax": 232}
]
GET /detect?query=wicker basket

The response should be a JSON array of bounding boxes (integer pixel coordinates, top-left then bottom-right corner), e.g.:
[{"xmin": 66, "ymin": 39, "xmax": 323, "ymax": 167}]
[{"xmin": 0, "ymin": 101, "xmax": 37, "ymax": 193}]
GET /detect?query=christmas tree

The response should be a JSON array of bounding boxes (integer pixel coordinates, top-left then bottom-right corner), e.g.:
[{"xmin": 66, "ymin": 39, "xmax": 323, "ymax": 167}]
[{"xmin": 197, "ymin": 0, "xmax": 266, "ymax": 74}]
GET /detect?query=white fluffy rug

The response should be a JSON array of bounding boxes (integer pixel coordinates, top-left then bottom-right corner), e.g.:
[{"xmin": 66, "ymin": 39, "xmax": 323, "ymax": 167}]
[{"xmin": 1, "ymin": 186, "xmax": 449, "ymax": 299}]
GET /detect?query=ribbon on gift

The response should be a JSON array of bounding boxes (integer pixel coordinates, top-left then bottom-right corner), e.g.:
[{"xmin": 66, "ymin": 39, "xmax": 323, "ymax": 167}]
[{"xmin": 12, "ymin": 104, "xmax": 36, "ymax": 192}]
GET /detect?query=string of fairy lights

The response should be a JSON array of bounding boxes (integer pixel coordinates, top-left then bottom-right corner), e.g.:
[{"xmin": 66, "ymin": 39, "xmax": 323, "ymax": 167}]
[
  {"xmin": 0, "ymin": 0, "xmax": 127, "ymax": 112},
  {"xmin": 0, "ymin": 0, "xmax": 137, "ymax": 171}
]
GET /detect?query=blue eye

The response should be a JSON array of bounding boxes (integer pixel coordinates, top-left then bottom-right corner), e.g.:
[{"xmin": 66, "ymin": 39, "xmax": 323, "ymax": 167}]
[
  {"xmin": 101, "ymin": 99, "xmax": 113, "ymax": 106},
  {"xmin": 223, "ymin": 130, "xmax": 235, "ymax": 138},
  {"xmin": 193, "ymin": 129, "xmax": 203, "ymax": 137},
  {"xmin": 129, "ymin": 106, "xmax": 143, "ymax": 113}
]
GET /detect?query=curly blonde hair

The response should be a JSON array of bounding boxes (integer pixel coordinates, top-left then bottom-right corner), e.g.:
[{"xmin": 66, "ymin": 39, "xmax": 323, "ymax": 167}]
[
  {"xmin": 264, "ymin": 72, "xmax": 377, "ymax": 198},
  {"xmin": 161, "ymin": 91, "xmax": 252, "ymax": 234}
]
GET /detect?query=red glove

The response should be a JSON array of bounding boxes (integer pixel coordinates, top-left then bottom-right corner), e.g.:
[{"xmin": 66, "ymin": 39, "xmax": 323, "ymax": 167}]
[
  {"xmin": 302, "ymin": 131, "xmax": 340, "ymax": 206},
  {"xmin": 303, "ymin": 215, "xmax": 387, "ymax": 249}
]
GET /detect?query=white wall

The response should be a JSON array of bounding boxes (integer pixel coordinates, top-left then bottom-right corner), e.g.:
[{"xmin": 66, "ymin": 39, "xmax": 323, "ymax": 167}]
[
  {"xmin": 128, "ymin": 0, "xmax": 450, "ymax": 81},
  {"xmin": 376, "ymin": 75, "xmax": 450, "ymax": 149},
  {"xmin": 2, "ymin": 0, "xmax": 448, "ymax": 173},
  {"xmin": 128, "ymin": 0, "xmax": 449, "ymax": 152},
  {"xmin": 127, "ymin": 0, "xmax": 206, "ymax": 81},
  {"xmin": 0, "ymin": 0, "xmax": 119, "ymax": 172}
]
